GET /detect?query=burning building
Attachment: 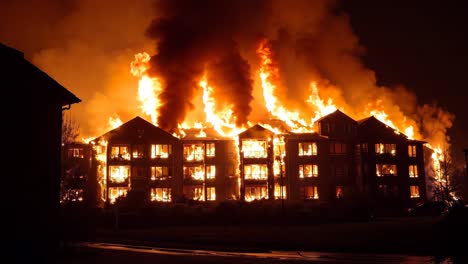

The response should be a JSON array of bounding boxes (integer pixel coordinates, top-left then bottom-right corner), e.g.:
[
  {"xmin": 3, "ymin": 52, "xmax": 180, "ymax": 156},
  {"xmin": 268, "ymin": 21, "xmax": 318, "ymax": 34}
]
[
  {"xmin": 62, "ymin": 109, "xmax": 428, "ymax": 208},
  {"xmin": 53, "ymin": 0, "xmax": 453, "ymax": 210}
]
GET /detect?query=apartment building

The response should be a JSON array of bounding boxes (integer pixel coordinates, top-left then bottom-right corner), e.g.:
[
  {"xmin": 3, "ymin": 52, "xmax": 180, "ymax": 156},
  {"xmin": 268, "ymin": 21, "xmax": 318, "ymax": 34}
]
[{"xmin": 62, "ymin": 110, "xmax": 427, "ymax": 207}]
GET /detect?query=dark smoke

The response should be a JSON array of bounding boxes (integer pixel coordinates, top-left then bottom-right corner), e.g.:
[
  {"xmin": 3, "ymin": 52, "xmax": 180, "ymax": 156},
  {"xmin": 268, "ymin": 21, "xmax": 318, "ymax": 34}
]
[
  {"xmin": 145, "ymin": 0, "xmax": 270, "ymax": 132},
  {"xmin": 207, "ymin": 41, "xmax": 253, "ymax": 126}
]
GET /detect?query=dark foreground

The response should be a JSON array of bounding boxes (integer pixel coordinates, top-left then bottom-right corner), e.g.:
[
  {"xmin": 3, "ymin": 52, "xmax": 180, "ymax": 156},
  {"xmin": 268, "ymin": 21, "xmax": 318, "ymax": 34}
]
[
  {"xmin": 57, "ymin": 242, "xmax": 447, "ymax": 264},
  {"xmin": 50, "ymin": 213, "xmax": 467, "ymax": 263}
]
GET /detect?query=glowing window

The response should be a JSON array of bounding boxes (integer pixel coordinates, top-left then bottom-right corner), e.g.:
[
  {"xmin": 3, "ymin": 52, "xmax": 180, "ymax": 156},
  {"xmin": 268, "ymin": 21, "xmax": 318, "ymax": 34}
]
[
  {"xmin": 68, "ymin": 148, "xmax": 84, "ymax": 158},
  {"xmin": 298, "ymin": 142, "xmax": 317, "ymax": 156},
  {"xmin": 302, "ymin": 186, "xmax": 319, "ymax": 199},
  {"xmin": 108, "ymin": 187, "xmax": 128, "ymax": 204},
  {"xmin": 299, "ymin": 164, "xmax": 318, "ymax": 178},
  {"xmin": 151, "ymin": 188, "xmax": 171, "ymax": 202},
  {"xmin": 206, "ymin": 187, "xmax": 216, "ymax": 201},
  {"xmin": 206, "ymin": 165, "xmax": 216, "ymax": 179},
  {"xmin": 409, "ymin": 165, "xmax": 418, "ymax": 178},
  {"xmin": 245, "ymin": 186, "xmax": 268, "ymax": 201},
  {"xmin": 274, "ymin": 184, "xmax": 287, "ymax": 199},
  {"xmin": 206, "ymin": 143, "xmax": 215, "ymax": 157},
  {"xmin": 410, "ymin": 185, "xmax": 420, "ymax": 198},
  {"xmin": 184, "ymin": 144, "xmax": 205, "ymax": 161},
  {"xmin": 375, "ymin": 143, "xmax": 396, "ymax": 156},
  {"xmin": 109, "ymin": 166, "xmax": 130, "ymax": 183},
  {"xmin": 408, "ymin": 145, "xmax": 417, "ymax": 157},
  {"xmin": 242, "ymin": 140, "xmax": 268, "ymax": 158},
  {"xmin": 151, "ymin": 166, "xmax": 170, "ymax": 180},
  {"xmin": 151, "ymin": 144, "xmax": 171, "ymax": 158},
  {"xmin": 132, "ymin": 145, "xmax": 145, "ymax": 158},
  {"xmin": 183, "ymin": 186, "xmax": 204, "ymax": 201},
  {"xmin": 110, "ymin": 145, "xmax": 130, "ymax": 160},
  {"xmin": 244, "ymin": 164, "xmax": 268, "ymax": 180},
  {"xmin": 184, "ymin": 165, "xmax": 205, "ymax": 180},
  {"xmin": 376, "ymin": 164, "xmax": 397, "ymax": 177}
]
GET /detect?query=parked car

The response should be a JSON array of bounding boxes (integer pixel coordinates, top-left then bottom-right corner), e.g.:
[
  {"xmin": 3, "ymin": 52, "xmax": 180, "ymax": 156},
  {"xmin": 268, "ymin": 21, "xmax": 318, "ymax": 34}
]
[{"xmin": 407, "ymin": 201, "xmax": 448, "ymax": 216}]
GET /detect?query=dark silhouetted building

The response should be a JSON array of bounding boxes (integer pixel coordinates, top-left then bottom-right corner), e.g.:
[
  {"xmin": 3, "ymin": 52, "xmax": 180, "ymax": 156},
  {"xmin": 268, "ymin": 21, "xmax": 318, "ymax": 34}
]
[{"xmin": 2, "ymin": 43, "xmax": 81, "ymax": 261}]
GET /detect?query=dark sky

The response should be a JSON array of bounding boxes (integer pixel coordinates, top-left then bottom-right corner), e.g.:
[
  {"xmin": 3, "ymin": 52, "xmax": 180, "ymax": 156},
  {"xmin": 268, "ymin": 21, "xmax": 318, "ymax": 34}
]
[{"xmin": 341, "ymin": 0, "xmax": 468, "ymax": 165}]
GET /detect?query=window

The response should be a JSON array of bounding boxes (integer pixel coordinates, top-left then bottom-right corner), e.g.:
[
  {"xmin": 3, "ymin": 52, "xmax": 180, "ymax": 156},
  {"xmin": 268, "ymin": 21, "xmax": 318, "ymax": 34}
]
[
  {"xmin": 375, "ymin": 143, "xmax": 396, "ymax": 155},
  {"xmin": 298, "ymin": 142, "xmax": 317, "ymax": 156},
  {"xmin": 410, "ymin": 185, "xmax": 420, "ymax": 198},
  {"xmin": 151, "ymin": 166, "xmax": 170, "ymax": 180},
  {"xmin": 330, "ymin": 142, "xmax": 346, "ymax": 154},
  {"xmin": 409, "ymin": 165, "xmax": 418, "ymax": 178},
  {"xmin": 108, "ymin": 187, "xmax": 128, "ymax": 204},
  {"xmin": 299, "ymin": 164, "xmax": 318, "ymax": 178},
  {"xmin": 206, "ymin": 187, "xmax": 216, "ymax": 201},
  {"xmin": 109, "ymin": 166, "xmax": 130, "ymax": 183},
  {"xmin": 245, "ymin": 186, "xmax": 268, "ymax": 201},
  {"xmin": 184, "ymin": 144, "xmax": 205, "ymax": 161},
  {"xmin": 242, "ymin": 140, "xmax": 268, "ymax": 158},
  {"xmin": 206, "ymin": 143, "xmax": 215, "ymax": 157},
  {"xmin": 206, "ymin": 165, "xmax": 216, "ymax": 179},
  {"xmin": 183, "ymin": 186, "xmax": 205, "ymax": 200},
  {"xmin": 132, "ymin": 145, "xmax": 145, "ymax": 158},
  {"xmin": 110, "ymin": 145, "xmax": 130, "ymax": 160},
  {"xmin": 68, "ymin": 148, "xmax": 84, "ymax": 158},
  {"xmin": 336, "ymin": 186, "xmax": 344, "ymax": 199},
  {"xmin": 60, "ymin": 189, "xmax": 83, "ymax": 203},
  {"xmin": 408, "ymin": 145, "xmax": 417, "ymax": 157},
  {"xmin": 151, "ymin": 144, "xmax": 171, "ymax": 158},
  {"xmin": 184, "ymin": 165, "xmax": 205, "ymax": 180},
  {"xmin": 151, "ymin": 188, "xmax": 171, "ymax": 202},
  {"xmin": 301, "ymin": 185, "xmax": 319, "ymax": 199},
  {"xmin": 192, "ymin": 187, "xmax": 204, "ymax": 201},
  {"xmin": 244, "ymin": 164, "xmax": 268, "ymax": 180},
  {"xmin": 376, "ymin": 164, "xmax": 397, "ymax": 177},
  {"xmin": 274, "ymin": 184, "xmax": 287, "ymax": 199}
]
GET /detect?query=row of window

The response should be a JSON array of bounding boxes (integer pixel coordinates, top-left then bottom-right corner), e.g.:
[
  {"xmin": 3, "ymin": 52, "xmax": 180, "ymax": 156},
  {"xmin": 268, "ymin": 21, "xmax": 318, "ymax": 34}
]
[
  {"xmin": 108, "ymin": 143, "xmax": 216, "ymax": 161},
  {"xmin": 359, "ymin": 144, "xmax": 417, "ymax": 157},
  {"xmin": 376, "ymin": 164, "xmax": 419, "ymax": 177},
  {"xmin": 107, "ymin": 163, "xmax": 421, "ymax": 183},
  {"xmin": 68, "ymin": 143, "xmax": 418, "ymax": 160},
  {"xmin": 105, "ymin": 184, "xmax": 420, "ymax": 204}
]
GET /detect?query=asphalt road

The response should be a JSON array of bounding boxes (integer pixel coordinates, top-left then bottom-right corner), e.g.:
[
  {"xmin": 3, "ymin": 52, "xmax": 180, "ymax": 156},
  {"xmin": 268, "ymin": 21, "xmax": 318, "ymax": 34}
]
[{"xmin": 55, "ymin": 242, "xmax": 447, "ymax": 264}]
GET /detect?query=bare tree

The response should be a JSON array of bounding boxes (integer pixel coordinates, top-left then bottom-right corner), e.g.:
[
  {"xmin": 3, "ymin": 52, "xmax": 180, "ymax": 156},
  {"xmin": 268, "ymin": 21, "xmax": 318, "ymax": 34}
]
[
  {"xmin": 429, "ymin": 148, "xmax": 464, "ymax": 202},
  {"xmin": 62, "ymin": 112, "xmax": 80, "ymax": 145}
]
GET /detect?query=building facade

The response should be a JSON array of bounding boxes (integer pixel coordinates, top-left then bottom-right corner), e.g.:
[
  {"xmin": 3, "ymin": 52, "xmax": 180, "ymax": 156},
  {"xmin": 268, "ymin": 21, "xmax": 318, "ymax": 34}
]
[{"xmin": 62, "ymin": 110, "xmax": 428, "ymax": 208}]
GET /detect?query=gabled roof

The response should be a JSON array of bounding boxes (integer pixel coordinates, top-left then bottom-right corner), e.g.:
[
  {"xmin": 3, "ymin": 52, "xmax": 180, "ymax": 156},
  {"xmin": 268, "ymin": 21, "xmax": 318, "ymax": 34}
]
[
  {"xmin": 92, "ymin": 116, "xmax": 178, "ymax": 144},
  {"xmin": 358, "ymin": 116, "xmax": 408, "ymax": 140},
  {"xmin": 1, "ymin": 43, "xmax": 81, "ymax": 106},
  {"xmin": 315, "ymin": 109, "xmax": 356, "ymax": 124},
  {"xmin": 238, "ymin": 124, "xmax": 275, "ymax": 139}
]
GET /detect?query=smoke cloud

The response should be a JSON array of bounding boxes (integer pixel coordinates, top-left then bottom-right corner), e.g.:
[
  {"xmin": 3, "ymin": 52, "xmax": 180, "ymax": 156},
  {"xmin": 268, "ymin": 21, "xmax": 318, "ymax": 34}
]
[{"xmin": 0, "ymin": 0, "xmax": 454, "ymax": 149}]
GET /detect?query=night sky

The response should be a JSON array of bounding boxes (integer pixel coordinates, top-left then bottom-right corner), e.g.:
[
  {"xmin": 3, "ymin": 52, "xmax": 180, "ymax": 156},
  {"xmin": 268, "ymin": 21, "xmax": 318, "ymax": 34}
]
[{"xmin": 341, "ymin": 1, "xmax": 468, "ymax": 165}]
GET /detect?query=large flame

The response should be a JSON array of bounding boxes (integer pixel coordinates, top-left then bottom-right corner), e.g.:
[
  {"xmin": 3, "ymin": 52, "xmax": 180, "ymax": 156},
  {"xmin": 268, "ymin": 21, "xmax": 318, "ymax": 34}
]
[
  {"xmin": 82, "ymin": 38, "xmax": 449, "ymax": 203},
  {"xmin": 130, "ymin": 52, "xmax": 162, "ymax": 125}
]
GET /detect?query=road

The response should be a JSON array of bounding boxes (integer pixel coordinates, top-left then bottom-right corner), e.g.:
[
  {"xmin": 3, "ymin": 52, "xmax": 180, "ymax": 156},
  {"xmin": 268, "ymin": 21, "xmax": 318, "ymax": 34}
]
[{"xmin": 55, "ymin": 242, "xmax": 447, "ymax": 264}]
